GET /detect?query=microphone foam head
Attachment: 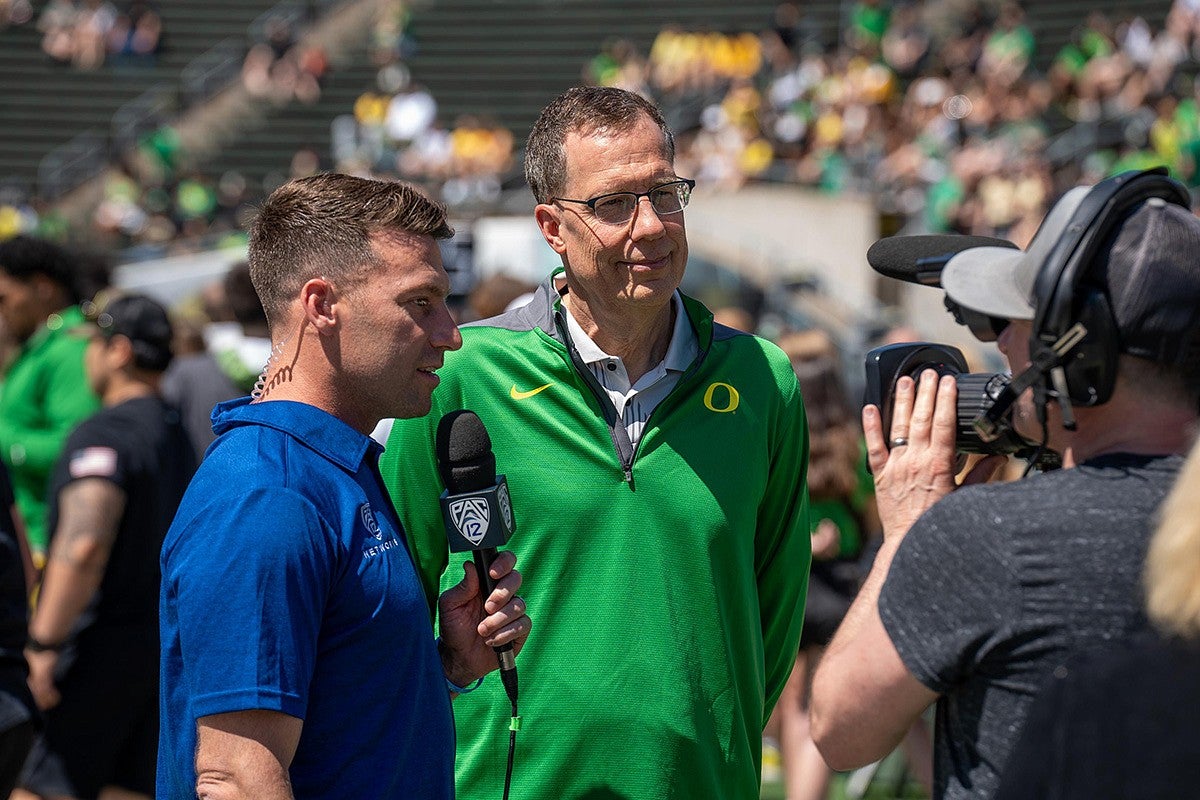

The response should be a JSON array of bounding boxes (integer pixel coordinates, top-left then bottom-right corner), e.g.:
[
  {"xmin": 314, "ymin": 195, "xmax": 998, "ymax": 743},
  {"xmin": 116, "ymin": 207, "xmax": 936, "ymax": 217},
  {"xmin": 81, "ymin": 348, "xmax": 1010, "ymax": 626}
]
[
  {"xmin": 867, "ymin": 234, "xmax": 1019, "ymax": 285},
  {"xmin": 436, "ymin": 410, "xmax": 496, "ymax": 492}
]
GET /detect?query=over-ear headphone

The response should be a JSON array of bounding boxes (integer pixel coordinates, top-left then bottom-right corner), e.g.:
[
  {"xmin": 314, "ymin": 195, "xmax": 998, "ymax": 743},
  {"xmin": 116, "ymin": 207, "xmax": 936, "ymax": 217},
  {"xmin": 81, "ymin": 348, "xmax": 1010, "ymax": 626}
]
[{"xmin": 1029, "ymin": 168, "xmax": 1190, "ymax": 411}]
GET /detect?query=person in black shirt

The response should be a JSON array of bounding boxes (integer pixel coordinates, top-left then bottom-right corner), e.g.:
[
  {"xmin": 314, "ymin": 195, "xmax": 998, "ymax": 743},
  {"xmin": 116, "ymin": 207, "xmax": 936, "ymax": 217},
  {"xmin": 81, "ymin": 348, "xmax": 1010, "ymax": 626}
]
[
  {"xmin": 18, "ymin": 294, "xmax": 197, "ymax": 800},
  {"xmin": 995, "ymin": 437, "xmax": 1200, "ymax": 800},
  {"xmin": 812, "ymin": 174, "xmax": 1200, "ymax": 800}
]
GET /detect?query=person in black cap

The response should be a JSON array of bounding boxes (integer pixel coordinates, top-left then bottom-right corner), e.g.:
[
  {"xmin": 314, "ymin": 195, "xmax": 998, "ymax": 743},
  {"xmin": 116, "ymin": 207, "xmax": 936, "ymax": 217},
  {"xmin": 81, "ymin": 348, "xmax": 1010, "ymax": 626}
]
[
  {"xmin": 17, "ymin": 293, "xmax": 197, "ymax": 800},
  {"xmin": 811, "ymin": 174, "xmax": 1200, "ymax": 800}
]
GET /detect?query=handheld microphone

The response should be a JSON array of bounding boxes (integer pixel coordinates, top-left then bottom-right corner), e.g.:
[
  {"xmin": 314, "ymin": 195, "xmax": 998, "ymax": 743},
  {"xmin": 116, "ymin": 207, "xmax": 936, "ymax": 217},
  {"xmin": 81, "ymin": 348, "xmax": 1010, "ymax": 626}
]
[
  {"xmin": 435, "ymin": 410, "xmax": 518, "ymax": 703},
  {"xmin": 866, "ymin": 234, "xmax": 1018, "ymax": 285}
]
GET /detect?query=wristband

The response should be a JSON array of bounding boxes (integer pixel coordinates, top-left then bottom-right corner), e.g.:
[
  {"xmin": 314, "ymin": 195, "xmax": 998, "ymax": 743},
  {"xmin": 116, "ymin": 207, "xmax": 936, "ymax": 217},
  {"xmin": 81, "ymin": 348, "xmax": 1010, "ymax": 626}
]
[
  {"xmin": 25, "ymin": 635, "xmax": 66, "ymax": 653},
  {"xmin": 434, "ymin": 638, "xmax": 485, "ymax": 694},
  {"xmin": 445, "ymin": 673, "xmax": 485, "ymax": 695}
]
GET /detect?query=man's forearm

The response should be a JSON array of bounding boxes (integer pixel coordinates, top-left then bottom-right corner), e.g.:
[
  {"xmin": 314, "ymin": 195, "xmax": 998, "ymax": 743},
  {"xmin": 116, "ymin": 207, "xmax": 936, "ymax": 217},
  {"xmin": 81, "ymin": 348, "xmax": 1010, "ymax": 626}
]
[
  {"xmin": 824, "ymin": 535, "xmax": 900, "ymax": 661},
  {"xmin": 30, "ymin": 478, "xmax": 124, "ymax": 644},
  {"xmin": 810, "ymin": 534, "xmax": 935, "ymax": 770},
  {"xmin": 30, "ymin": 551, "xmax": 105, "ymax": 645},
  {"xmin": 811, "ymin": 371, "xmax": 962, "ymax": 769},
  {"xmin": 196, "ymin": 765, "xmax": 295, "ymax": 800},
  {"xmin": 196, "ymin": 710, "xmax": 302, "ymax": 800}
]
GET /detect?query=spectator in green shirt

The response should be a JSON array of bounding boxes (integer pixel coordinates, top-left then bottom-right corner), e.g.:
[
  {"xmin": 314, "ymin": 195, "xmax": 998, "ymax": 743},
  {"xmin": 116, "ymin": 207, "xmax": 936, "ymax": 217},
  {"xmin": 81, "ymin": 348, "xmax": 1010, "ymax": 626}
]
[
  {"xmin": 0, "ymin": 236, "xmax": 100, "ymax": 557},
  {"xmin": 847, "ymin": 0, "xmax": 891, "ymax": 52}
]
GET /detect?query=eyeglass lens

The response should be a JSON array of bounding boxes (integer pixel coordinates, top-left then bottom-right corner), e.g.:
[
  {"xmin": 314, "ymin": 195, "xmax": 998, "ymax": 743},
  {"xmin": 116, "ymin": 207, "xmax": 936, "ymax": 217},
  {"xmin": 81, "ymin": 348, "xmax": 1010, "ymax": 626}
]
[{"xmin": 593, "ymin": 182, "xmax": 691, "ymax": 223}]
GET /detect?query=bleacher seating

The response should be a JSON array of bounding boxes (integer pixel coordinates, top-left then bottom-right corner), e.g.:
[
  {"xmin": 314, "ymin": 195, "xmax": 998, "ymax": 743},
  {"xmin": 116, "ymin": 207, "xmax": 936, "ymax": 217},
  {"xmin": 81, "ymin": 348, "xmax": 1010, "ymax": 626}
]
[
  {"xmin": 1029, "ymin": 0, "xmax": 1171, "ymax": 63},
  {"xmin": 197, "ymin": 36, "xmax": 378, "ymax": 191},
  {"xmin": 190, "ymin": 0, "xmax": 1176, "ymax": 198},
  {"xmin": 403, "ymin": 0, "xmax": 831, "ymax": 145},
  {"xmin": 0, "ymin": 0, "xmax": 290, "ymax": 198},
  {"xmin": 0, "ymin": 0, "xmax": 1177, "ymax": 229},
  {"xmin": 180, "ymin": 0, "xmax": 835, "ymax": 196}
]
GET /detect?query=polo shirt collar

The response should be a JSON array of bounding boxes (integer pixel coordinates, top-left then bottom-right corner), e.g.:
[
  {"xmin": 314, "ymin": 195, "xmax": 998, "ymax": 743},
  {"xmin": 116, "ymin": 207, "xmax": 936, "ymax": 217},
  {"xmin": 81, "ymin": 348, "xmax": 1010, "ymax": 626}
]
[
  {"xmin": 565, "ymin": 291, "xmax": 696, "ymax": 372},
  {"xmin": 211, "ymin": 396, "xmax": 378, "ymax": 472}
]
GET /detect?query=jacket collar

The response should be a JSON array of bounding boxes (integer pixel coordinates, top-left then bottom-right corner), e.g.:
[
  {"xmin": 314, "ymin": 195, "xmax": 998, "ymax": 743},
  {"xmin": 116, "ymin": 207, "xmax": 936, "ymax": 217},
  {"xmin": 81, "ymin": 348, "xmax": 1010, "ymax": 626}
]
[
  {"xmin": 211, "ymin": 397, "xmax": 379, "ymax": 473},
  {"xmin": 526, "ymin": 268, "xmax": 715, "ymax": 353}
]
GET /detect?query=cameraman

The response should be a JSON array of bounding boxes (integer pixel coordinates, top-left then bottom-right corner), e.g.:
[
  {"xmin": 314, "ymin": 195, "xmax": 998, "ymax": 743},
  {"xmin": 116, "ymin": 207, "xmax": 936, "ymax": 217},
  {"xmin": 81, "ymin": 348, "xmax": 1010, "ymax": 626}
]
[{"xmin": 811, "ymin": 174, "xmax": 1200, "ymax": 800}]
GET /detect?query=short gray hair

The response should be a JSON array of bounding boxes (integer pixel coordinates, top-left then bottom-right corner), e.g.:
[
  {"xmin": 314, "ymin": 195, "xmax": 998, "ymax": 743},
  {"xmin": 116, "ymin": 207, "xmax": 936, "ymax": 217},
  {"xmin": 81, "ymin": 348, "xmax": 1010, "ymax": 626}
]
[{"xmin": 524, "ymin": 86, "xmax": 675, "ymax": 204}]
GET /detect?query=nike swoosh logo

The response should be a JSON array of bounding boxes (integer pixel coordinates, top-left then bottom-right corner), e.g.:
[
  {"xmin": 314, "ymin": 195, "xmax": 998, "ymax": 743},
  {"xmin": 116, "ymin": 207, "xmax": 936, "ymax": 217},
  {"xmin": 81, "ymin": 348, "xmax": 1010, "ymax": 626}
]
[{"xmin": 510, "ymin": 383, "xmax": 554, "ymax": 400}]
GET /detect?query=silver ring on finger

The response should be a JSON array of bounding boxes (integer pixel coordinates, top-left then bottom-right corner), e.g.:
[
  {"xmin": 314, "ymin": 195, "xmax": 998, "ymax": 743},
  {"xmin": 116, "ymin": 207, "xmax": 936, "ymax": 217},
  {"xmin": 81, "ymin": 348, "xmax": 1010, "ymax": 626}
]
[{"xmin": 889, "ymin": 437, "xmax": 909, "ymax": 448}]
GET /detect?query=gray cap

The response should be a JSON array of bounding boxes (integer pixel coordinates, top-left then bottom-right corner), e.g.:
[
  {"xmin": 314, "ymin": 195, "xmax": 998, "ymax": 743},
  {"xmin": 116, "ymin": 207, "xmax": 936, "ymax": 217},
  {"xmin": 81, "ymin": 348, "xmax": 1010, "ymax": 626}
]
[
  {"xmin": 941, "ymin": 186, "xmax": 1089, "ymax": 321},
  {"xmin": 942, "ymin": 187, "xmax": 1200, "ymax": 368}
]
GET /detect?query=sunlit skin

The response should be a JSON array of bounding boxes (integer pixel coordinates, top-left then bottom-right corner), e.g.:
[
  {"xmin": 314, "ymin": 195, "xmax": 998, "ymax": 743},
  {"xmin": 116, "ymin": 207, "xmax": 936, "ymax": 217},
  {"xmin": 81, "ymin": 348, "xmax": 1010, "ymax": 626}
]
[
  {"xmin": 334, "ymin": 232, "xmax": 463, "ymax": 428},
  {"xmin": 534, "ymin": 114, "xmax": 688, "ymax": 380},
  {"xmin": 997, "ymin": 319, "xmax": 1054, "ymax": 446}
]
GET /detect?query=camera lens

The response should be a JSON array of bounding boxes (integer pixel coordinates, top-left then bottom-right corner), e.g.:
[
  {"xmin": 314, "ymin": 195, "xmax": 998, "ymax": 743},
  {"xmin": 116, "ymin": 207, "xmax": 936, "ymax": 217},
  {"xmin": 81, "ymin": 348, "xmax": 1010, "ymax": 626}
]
[
  {"xmin": 864, "ymin": 342, "xmax": 1043, "ymax": 460},
  {"xmin": 954, "ymin": 372, "xmax": 1029, "ymax": 455}
]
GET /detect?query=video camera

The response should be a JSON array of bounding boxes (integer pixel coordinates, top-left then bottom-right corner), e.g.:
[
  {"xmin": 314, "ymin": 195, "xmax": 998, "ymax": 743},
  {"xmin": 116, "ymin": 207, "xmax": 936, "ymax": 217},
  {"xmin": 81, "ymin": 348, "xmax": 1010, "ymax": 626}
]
[
  {"xmin": 864, "ymin": 234, "xmax": 1061, "ymax": 469},
  {"xmin": 865, "ymin": 169, "xmax": 1194, "ymax": 470},
  {"xmin": 863, "ymin": 342, "xmax": 1060, "ymax": 468}
]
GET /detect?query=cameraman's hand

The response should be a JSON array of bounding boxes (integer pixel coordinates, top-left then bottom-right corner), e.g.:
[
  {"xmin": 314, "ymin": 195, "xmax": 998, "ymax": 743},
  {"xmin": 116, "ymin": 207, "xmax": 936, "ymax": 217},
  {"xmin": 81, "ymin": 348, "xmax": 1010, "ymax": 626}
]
[{"xmin": 864, "ymin": 370, "xmax": 1005, "ymax": 540}]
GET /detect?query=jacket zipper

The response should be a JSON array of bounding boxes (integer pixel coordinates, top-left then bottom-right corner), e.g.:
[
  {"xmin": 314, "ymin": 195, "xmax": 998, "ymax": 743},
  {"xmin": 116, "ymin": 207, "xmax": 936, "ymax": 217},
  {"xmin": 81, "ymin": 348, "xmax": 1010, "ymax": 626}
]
[{"xmin": 554, "ymin": 307, "xmax": 710, "ymax": 490}]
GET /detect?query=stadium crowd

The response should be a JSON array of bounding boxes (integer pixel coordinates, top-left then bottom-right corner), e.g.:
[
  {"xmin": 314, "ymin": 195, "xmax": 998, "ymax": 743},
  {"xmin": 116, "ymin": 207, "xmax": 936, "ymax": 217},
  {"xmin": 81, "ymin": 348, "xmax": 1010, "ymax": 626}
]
[
  {"xmin": 6, "ymin": 0, "xmax": 1200, "ymax": 259},
  {"xmin": 36, "ymin": 0, "xmax": 162, "ymax": 70},
  {"xmin": 598, "ymin": 0, "xmax": 1200, "ymax": 244}
]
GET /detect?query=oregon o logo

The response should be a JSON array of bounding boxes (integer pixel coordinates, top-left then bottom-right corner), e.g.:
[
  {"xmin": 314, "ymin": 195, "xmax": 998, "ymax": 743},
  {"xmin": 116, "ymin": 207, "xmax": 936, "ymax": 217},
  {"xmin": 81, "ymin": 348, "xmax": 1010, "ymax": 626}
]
[{"xmin": 703, "ymin": 382, "xmax": 740, "ymax": 413}]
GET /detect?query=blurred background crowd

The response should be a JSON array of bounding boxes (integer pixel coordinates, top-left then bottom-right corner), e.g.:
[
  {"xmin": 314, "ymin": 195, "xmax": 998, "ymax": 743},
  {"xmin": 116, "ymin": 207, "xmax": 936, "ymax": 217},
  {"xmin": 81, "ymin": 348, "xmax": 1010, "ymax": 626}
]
[{"xmin": 1, "ymin": 0, "xmax": 1196, "ymax": 264}]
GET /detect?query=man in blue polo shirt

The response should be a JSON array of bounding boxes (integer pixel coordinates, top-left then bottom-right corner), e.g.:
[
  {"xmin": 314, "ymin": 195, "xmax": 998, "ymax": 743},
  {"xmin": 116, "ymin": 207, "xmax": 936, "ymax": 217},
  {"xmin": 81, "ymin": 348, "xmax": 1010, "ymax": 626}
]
[{"xmin": 158, "ymin": 173, "xmax": 532, "ymax": 800}]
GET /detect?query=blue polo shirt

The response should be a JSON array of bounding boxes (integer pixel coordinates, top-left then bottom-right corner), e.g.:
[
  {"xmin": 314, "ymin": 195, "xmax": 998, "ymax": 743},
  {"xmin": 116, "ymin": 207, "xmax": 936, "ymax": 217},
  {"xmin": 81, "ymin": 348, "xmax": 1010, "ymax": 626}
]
[{"xmin": 158, "ymin": 398, "xmax": 454, "ymax": 799}]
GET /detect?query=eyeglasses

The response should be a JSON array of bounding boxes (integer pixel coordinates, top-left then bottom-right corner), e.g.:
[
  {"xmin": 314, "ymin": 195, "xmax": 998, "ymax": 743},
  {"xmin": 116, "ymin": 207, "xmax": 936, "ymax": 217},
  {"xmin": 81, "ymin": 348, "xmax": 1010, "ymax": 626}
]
[{"xmin": 552, "ymin": 178, "xmax": 696, "ymax": 225}]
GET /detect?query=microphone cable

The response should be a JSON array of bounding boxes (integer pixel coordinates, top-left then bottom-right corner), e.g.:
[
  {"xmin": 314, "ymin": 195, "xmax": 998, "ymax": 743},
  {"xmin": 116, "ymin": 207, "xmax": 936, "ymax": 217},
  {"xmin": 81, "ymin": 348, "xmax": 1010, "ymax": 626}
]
[
  {"xmin": 502, "ymin": 687, "xmax": 519, "ymax": 800},
  {"xmin": 435, "ymin": 411, "xmax": 522, "ymax": 799},
  {"xmin": 1021, "ymin": 416, "xmax": 1052, "ymax": 479},
  {"xmin": 474, "ymin": 550, "xmax": 521, "ymax": 800},
  {"xmin": 488, "ymin": 561, "xmax": 520, "ymax": 800}
]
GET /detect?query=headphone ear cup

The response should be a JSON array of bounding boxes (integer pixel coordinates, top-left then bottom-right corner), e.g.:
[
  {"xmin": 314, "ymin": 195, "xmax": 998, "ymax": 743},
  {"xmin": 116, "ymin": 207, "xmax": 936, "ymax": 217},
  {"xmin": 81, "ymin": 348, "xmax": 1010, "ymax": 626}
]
[
  {"xmin": 1060, "ymin": 287, "xmax": 1120, "ymax": 406},
  {"xmin": 1031, "ymin": 169, "xmax": 1184, "ymax": 412}
]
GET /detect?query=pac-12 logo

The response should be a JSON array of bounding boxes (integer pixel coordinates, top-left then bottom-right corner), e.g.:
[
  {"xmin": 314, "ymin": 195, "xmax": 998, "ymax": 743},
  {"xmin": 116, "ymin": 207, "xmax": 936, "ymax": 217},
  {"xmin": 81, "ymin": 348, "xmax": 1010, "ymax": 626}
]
[
  {"xmin": 449, "ymin": 496, "xmax": 490, "ymax": 545},
  {"xmin": 497, "ymin": 482, "xmax": 513, "ymax": 531},
  {"xmin": 360, "ymin": 503, "xmax": 383, "ymax": 540}
]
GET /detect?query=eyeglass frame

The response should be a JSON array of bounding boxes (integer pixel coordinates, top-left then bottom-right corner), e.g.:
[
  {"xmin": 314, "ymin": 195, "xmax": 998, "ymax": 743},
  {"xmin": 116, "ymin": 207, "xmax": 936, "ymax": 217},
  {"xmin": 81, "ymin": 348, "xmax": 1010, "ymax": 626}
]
[{"xmin": 551, "ymin": 178, "xmax": 697, "ymax": 224}]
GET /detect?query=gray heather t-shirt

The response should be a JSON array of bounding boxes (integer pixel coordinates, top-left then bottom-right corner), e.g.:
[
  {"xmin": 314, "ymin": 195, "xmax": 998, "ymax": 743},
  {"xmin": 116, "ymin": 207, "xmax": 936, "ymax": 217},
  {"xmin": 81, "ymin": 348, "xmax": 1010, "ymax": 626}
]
[{"xmin": 879, "ymin": 453, "xmax": 1183, "ymax": 800}]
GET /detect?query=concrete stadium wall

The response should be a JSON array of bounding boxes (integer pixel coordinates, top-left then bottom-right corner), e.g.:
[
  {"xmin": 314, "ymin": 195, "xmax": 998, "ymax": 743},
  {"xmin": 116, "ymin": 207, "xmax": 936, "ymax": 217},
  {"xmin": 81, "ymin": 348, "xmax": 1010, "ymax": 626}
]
[{"xmin": 686, "ymin": 186, "xmax": 878, "ymax": 316}]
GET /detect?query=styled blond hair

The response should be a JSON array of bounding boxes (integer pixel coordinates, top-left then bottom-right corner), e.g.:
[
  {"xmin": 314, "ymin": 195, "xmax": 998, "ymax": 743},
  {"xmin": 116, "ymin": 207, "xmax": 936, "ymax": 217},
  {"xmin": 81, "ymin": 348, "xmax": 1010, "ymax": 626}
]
[{"xmin": 1144, "ymin": 438, "xmax": 1200, "ymax": 639}]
